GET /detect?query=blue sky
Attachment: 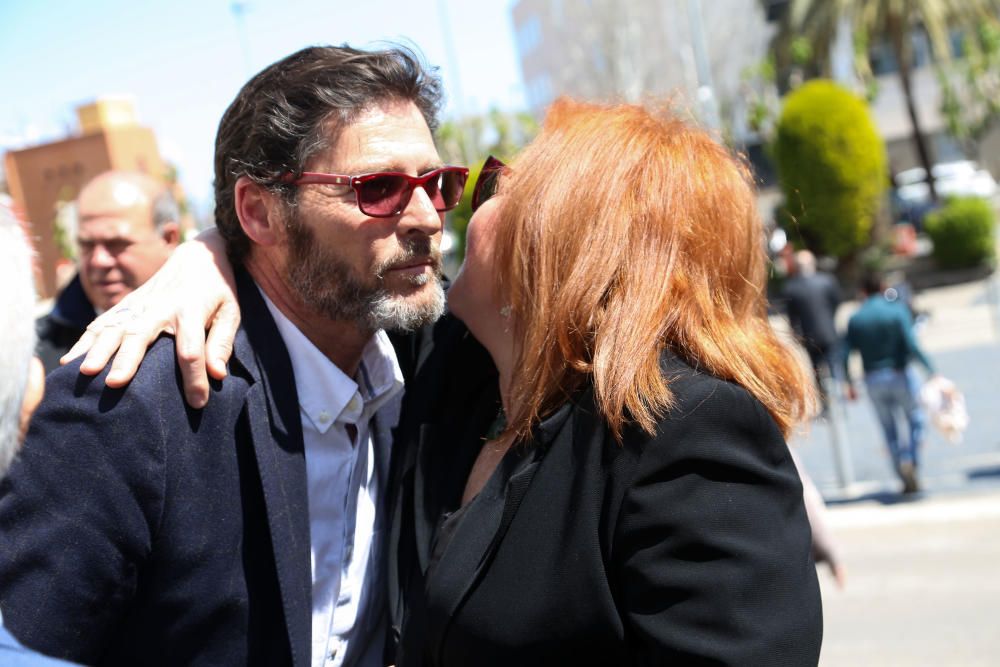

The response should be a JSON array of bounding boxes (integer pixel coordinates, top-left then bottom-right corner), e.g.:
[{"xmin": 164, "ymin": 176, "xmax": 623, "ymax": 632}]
[{"xmin": 0, "ymin": 0, "xmax": 524, "ymax": 214}]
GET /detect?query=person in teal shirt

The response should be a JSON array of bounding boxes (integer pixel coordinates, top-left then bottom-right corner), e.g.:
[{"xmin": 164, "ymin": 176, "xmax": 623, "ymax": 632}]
[{"xmin": 843, "ymin": 272, "xmax": 936, "ymax": 494}]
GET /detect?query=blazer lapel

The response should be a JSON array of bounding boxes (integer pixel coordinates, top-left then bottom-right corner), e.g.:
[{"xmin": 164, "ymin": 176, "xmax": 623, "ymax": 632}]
[
  {"xmin": 234, "ymin": 271, "xmax": 312, "ymax": 667},
  {"xmin": 425, "ymin": 403, "xmax": 575, "ymax": 662}
]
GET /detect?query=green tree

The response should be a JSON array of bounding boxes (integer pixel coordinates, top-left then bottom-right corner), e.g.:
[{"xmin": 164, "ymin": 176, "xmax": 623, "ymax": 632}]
[
  {"xmin": 775, "ymin": 0, "xmax": 1000, "ymax": 202},
  {"xmin": 437, "ymin": 109, "xmax": 539, "ymax": 265},
  {"xmin": 924, "ymin": 196, "xmax": 997, "ymax": 268},
  {"xmin": 773, "ymin": 80, "xmax": 887, "ymax": 260},
  {"xmin": 939, "ymin": 21, "xmax": 1000, "ymax": 160},
  {"xmin": 436, "ymin": 108, "xmax": 538, "ymax": 167}
]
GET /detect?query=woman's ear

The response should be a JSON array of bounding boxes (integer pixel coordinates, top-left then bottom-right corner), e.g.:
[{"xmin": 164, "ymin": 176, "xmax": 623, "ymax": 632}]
[{"xmin": 234, "ymin": 176, "xmax": 283, "ymax": 246}]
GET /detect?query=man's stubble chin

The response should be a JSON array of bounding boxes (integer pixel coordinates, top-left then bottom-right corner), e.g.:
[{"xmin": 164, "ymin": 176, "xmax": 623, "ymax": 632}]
[{"xmin": 284, "ymin": 214, "xmax": 445, "ymax": 333}]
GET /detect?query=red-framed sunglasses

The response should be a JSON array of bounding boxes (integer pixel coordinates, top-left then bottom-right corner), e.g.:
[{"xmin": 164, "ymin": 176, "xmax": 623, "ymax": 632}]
[
  {"xmin": 471, "ymin": 155, "xmax": 509, "ymax": 212},
  {"xmin": 283, "ymin": 165, "xmax": 469, "ymax": 218}
]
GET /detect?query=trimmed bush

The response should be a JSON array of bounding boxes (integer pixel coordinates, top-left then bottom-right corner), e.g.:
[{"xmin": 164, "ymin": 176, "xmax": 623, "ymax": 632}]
[
  {"xmin": 773, "ymin": 80, "xmax": 887, "ymax": 259},
  {"xmin": 925, "ymin": 196, "xmax": 997, "ymax": 269}
]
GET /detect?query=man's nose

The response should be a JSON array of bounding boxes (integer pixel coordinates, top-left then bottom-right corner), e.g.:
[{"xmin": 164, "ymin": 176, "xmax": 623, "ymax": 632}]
[
  {"xmin": 87, "ymin": 244, "xmax": 116, "ymax": 269},
  {"xmin": 399, "ymin": 186, "xmax": 444, "ymax": 237}
]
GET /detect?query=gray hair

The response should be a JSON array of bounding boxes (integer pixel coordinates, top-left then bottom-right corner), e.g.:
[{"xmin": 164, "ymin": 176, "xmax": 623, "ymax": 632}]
[
  {"xmin": 0, "ymin": 204, "xmax": 37, "ymax": 476},
  {"xmin": 151, "ymin": 189, "xmax": 180, "ymax": 233}
]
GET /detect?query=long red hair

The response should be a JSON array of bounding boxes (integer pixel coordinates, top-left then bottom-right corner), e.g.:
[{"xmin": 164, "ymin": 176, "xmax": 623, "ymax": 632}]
[{"xmin": 494, "ymin": 98, "xmax": 812, "ymax": 442}]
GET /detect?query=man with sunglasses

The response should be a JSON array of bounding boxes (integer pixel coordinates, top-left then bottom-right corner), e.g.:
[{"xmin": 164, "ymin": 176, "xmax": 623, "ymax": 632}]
[{"xmin": 0, "ymin": 45, "xmax": 465, "ymax": 667}]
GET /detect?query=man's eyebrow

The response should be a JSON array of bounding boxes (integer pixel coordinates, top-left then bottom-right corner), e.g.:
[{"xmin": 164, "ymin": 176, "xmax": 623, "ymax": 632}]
[{"xmin": 337, "ymin": 161, "xmax": 445, "ymax": 175}]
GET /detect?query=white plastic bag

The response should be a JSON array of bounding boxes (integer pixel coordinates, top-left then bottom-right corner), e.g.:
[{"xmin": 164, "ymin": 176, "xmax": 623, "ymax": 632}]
[{"xmin": 920, "ymin": 376, "xmax": 969, "ymax": 445}]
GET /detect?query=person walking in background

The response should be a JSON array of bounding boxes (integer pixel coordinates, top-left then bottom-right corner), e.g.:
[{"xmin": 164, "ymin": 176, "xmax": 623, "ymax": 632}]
[
  {"xmin": 35, "ymin": 171, "xmax": 181, "ymax": 373},
  {"xmin": 843, "ymin": 271, "xmax": 937, "ymax": 495},
  {"xmin": 781, "ymin": 249, "xmax": 842, "ymax": 415}
]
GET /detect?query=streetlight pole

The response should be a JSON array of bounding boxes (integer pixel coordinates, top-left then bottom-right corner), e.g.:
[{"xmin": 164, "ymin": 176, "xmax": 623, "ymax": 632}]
[
  {"xmin": 231, "ymin": 2, "xmax": 253, "ymax": 78},
  {"xmin": 437, "ymin": 0, "xmax": 474, "ymax": 165},
  {"xmin": 685, "ymin": 0, "xmax": 721, "ymax": 132}
]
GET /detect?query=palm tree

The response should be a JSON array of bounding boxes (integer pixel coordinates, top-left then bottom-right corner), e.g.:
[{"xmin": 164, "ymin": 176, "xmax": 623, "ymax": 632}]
[{"xmin": 776, "ymin": 0, "xmax": 1000, "ymax": 202}]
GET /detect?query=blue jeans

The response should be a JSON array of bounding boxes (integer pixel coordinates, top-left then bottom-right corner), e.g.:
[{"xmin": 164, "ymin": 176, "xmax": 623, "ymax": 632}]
[{"xmin": 864, "ymin": 367, "xmax": 925, "ymax": 473}]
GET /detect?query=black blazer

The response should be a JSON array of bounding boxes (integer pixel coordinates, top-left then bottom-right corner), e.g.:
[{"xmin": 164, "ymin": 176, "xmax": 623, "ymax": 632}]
[
  {"xmin": 0, "ymin": 270, "xmax": 387, "ymax": 666},
  {"xmin": 389, "ymin": 317, "xmax": 823, "ymax": 666}
]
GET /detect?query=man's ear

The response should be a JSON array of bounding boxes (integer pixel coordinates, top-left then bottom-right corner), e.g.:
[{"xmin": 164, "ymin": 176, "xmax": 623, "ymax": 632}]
[
  {"xmin": 160, "ymin": 221, "xmax": 181, "ymax": 247},
  {"xmin": 234, "ymin": 176, "xmax": 283, "ymax": 246}
]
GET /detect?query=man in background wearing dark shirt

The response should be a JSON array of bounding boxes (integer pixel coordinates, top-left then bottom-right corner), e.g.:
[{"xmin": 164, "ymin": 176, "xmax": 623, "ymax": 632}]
[{"xmin": 781, "ymin": 250, "xmax": 842, "ymax": 414}]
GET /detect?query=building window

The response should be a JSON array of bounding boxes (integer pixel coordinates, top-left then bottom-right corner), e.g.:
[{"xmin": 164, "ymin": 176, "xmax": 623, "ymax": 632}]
[
  {"xmin": 870, "ymin": 27, "xmax": 948, "ymax": 75},
  {"xmin": 517, "ymin": 15, "xmax": 542, "ymax": 56},
  {"xmin": 527, "ymin": 74, "xmax": 553, "ymax": 110}
]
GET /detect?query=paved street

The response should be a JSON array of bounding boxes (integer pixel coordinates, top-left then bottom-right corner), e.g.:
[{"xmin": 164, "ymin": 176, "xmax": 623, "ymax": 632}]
[
  {"xmin": 777, "ymin": 271, "xmax": 1000, "ymax": 665},
  {"xmin": 816, "ymin": 490, "xmax": 1000, "ymax": 666}
]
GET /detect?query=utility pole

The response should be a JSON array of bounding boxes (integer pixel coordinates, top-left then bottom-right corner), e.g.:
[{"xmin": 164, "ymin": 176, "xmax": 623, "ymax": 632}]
[
  {"xmin": 685, "ymin": 0, "xmax": 721, "ymax": 132},
  {"xmin": 824, "ymin": 375, "xmax": 856, "ymax": 493},
  {"xmin": 830, "ymin": 14, "xmax": 856, "ymax": 86},
  {"xmin": 231, "ymin": 2, "xmax": 253, "ymax": 78},
  {"xmin": 437, "ymin": 0, "xmax": 475, "ymax": 164}
]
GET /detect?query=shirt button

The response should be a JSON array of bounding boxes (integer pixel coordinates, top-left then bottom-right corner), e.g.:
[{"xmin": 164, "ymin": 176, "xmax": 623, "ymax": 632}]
[
  {"xmin": 318, "ymin": 411, "xmax": 332, "ymax": 424},
  {"xmin": 348, "ymin": 396, "xmax": 361, "ymax": 412}
]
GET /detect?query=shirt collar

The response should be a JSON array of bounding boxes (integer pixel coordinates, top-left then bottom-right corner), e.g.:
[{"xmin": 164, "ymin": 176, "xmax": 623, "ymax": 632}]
[{"xmin": 257, "ymin": 285, "xmax": 404, "ymax": 435}]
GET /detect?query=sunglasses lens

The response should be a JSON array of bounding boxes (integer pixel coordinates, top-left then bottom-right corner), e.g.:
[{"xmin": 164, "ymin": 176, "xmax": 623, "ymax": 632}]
[
  {"xmin": 472, "ymin": 172, "xmax": 500, "ymax": 211},
  {"xmin": 438, "ymin": 170, "xmax": 468, "ymax": 210},
  {"xmin": 472, "ymin": 157, "xmax": 506, "ymax": 212},
  {"xmin": 357, "ymin": 174, "xmax": 410, "ymax": 216},
  {"xmin": 419, "ymin": 170, "xmax": 467, "ymax": 212},
  {"xmin": 354, "ymin": 168, "xmax": 468, "ymax": 216}
]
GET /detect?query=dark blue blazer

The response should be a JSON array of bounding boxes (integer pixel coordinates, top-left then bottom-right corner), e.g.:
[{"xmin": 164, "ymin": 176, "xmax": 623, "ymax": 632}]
[
  {"xmin": 0, "ymin": 623, "xmax": 76, "ymax": 666},
  {"xmin": 0, "ymin": 271, "xmax": 320, "ymax": 666}
]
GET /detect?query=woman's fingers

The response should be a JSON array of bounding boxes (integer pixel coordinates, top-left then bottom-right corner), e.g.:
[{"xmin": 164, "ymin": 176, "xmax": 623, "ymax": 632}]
[
  {"xmin": 105, "ymin": 328, "xmax": 159, "ymax": 387},
  {"xmin": 175, "ymin": 308, "xmax": 213, "ymax": 409},
  {"xmin": 60, "ymin": 328, "xmax": 101, "ymax": 370},
  {"xmin": 205, "ymin": 300, "xmax": 241, "ymax": 381}
]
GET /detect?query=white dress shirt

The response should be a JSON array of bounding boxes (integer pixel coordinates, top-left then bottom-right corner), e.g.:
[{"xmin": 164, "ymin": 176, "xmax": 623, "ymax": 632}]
[{"xmin": 261, "ymin": 290, "xmax": 403, "ymax": 667}]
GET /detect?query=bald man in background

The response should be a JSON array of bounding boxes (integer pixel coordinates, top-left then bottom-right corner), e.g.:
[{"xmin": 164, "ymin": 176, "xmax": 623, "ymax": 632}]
[
  {"xmin": 781, "ymin": 249, "xmax": 843, "ymax": 414},
  {"xmin": 36, "ymin": 171, "xmax": 181, "ymax": 372}
]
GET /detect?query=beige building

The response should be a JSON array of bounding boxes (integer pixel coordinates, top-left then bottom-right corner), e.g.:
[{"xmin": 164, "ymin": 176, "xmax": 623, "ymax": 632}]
[{"xmin": 4, "ymin": 98, "xmax": 165, "ymax": 299}]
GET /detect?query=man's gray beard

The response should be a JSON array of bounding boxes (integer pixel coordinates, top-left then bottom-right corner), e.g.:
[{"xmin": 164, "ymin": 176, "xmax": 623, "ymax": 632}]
[{"xmin": 284, "ymin": 213, "xmax": 445, "ymax": 333}]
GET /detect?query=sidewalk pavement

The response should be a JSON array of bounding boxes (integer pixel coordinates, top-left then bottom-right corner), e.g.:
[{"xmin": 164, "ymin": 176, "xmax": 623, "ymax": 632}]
[
  {"xmin": 817, "ymin": 488, "xmax": 1000, "ymax": 666},
  {"xmin": 772, "ymin": 273, "xmax": 1000, "ymax": 664},
  {"xmin": 778, "ymin": 271, "xmax": 1000, "ymax": 499}
]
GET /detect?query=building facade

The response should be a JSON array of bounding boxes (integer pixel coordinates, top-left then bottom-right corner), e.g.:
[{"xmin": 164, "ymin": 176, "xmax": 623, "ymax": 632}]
[
  {"xmin": 511, "ymin": 0, "xmax": 774, "ymax": 135},
  {"xmin": 4, "ymin": 98, "xmax": 164, "ymax": 299}
]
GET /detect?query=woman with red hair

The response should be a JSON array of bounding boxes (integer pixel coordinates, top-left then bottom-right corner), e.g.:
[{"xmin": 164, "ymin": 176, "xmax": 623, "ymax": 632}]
[{"xmin": 70, "ymin": 99, "xmax": 822, "ymax": 664}]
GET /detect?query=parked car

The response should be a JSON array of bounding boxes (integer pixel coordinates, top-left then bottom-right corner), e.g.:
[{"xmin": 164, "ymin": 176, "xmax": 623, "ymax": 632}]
[
  {"xmin": 895, "ymin": 160, "xmax": 998, "ymax": 206},
  {"xmin": 893, "ymin": 160, "xmax": 998, "ymax": 229}
]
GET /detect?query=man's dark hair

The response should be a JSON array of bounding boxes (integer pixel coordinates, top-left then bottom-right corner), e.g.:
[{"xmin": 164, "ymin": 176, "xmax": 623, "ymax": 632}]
[
  {"xmin": 213, "ymin": 44, "xmax": 443, "ymax": 264},
  {"xmin": 861, "ymin": 271, "xmax": 885, "ymax": 296}
]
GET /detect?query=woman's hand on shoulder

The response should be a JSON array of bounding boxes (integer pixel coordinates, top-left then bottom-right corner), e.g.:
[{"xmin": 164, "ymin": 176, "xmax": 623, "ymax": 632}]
[{"xmin": 61, "ymin": 228, "xmax": 240, "ymax": 409}]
